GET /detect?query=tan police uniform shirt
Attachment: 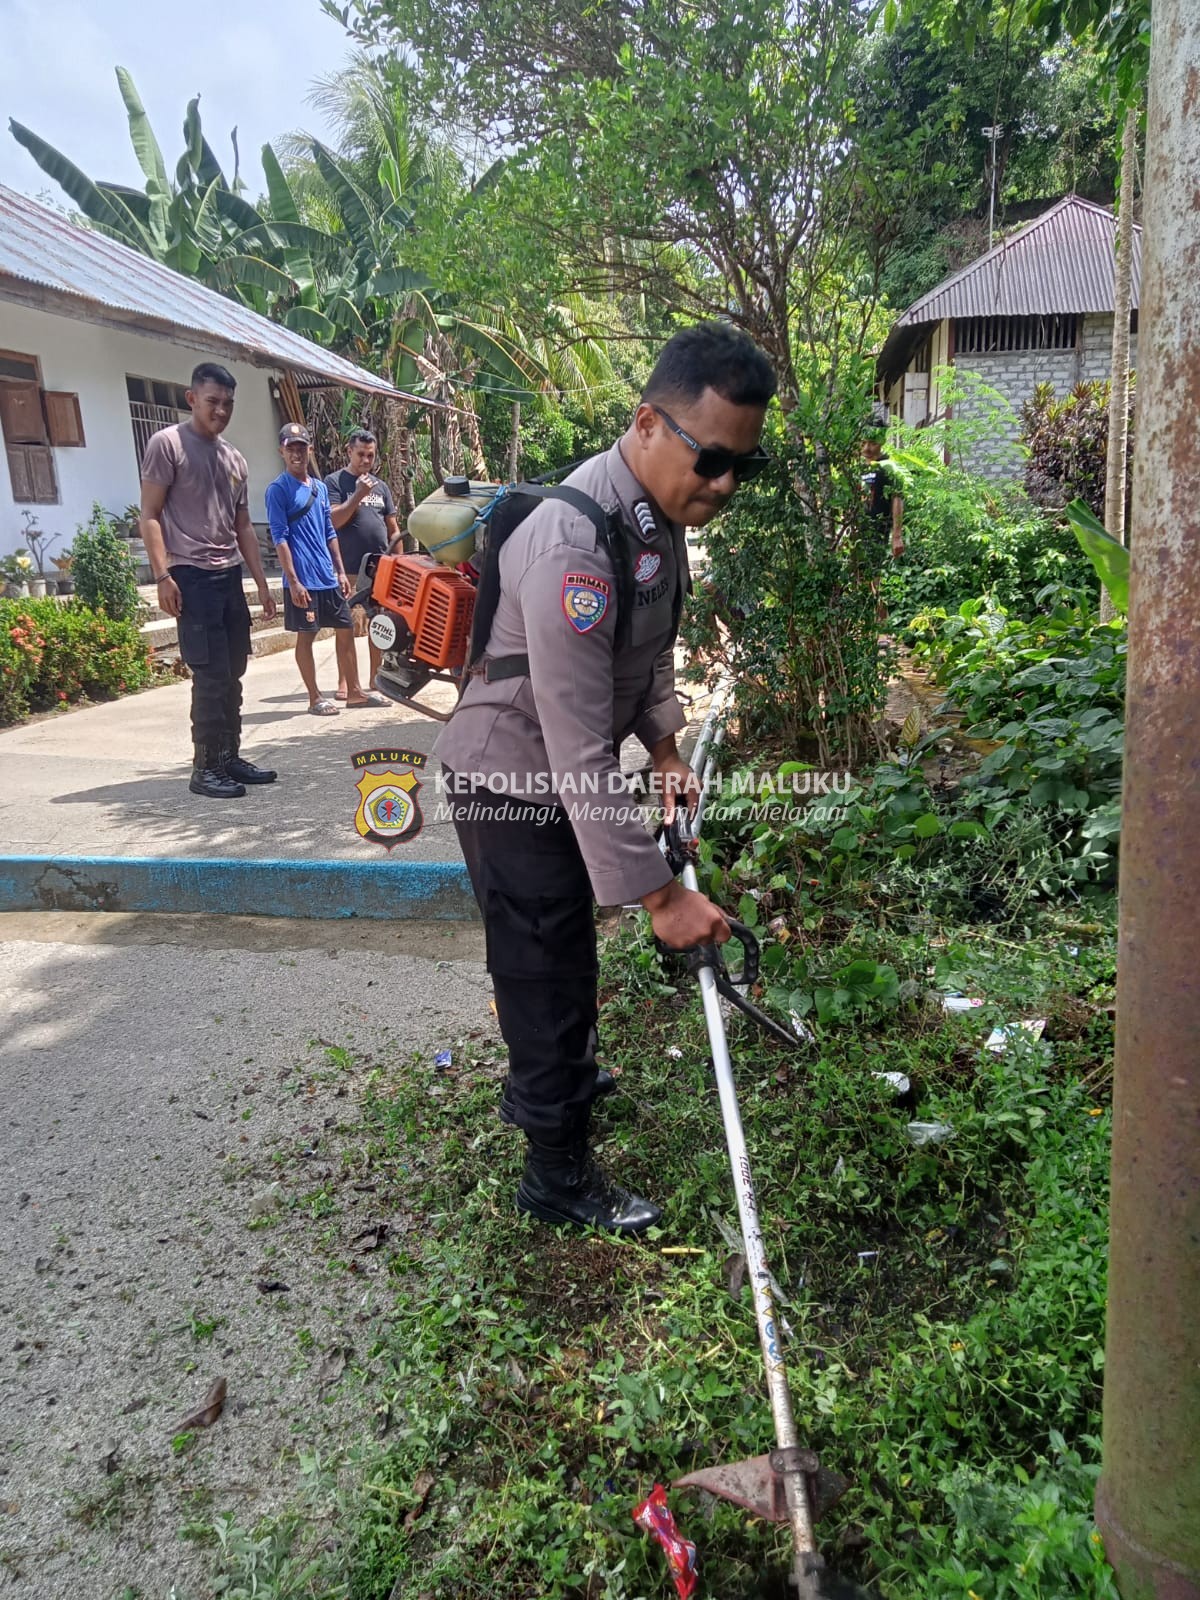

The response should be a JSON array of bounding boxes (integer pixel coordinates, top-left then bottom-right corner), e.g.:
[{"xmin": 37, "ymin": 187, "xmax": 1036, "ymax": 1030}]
[{"xmin": 436, "ymin": 441, "xmax": 688, "ymax": 905}]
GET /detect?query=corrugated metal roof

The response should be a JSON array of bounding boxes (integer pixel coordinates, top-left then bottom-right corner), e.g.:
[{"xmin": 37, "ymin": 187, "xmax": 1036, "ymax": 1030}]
[
  {"xmin": 899, "ymin": 196, "xmax": 1141, "ymax": 325},
  {"xmin": 0, "ymin": 183, "xmax": 427, "ymax": 403}
]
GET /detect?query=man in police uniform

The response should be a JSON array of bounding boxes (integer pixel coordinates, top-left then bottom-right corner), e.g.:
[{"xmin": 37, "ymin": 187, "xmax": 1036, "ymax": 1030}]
[{"xmin": 438, "ymin": 322, "xmax": 777, "ymax": 1235}]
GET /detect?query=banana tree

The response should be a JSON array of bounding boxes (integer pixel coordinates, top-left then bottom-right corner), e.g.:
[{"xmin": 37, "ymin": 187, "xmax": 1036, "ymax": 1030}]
[{"xmin": 8, "ymin": 68, "xmax": 328, "ymax": 315}]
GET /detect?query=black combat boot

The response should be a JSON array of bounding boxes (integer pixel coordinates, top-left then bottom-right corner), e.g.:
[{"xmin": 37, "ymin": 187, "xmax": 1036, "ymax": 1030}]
[
  {"xmin": 499, "ymin": 1069, "xmax": 617, "ymax": 1127},
  {"xmin": 224, "ymin": 749, "xmax": 278, "ymax": 785},
  {"xmin": 516, "ymin": 1122, "xmax": 661, "ymax": 1235},
  {"xmin": 189, "ymin": 745, "xmax": 246, "ymax": 799}
]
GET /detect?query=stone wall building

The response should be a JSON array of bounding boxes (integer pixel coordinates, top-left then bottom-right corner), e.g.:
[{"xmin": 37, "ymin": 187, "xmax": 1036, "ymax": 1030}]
[{"xmin": 876, "ymin": 196, "xmax": 1140, "ymax": 477}]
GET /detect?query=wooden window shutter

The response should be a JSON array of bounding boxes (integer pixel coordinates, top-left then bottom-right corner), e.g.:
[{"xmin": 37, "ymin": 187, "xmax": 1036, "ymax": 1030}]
[
  {"xmin": 6, "ymin": 446, "xmax": 33, "ymax": 500},
  {"xmin": 43, "ymin": 391, "xmax": 85, "ymax": 447},
  {"xmin": 28, "ymin": 447, "xmax": 57, "ymax": 502},
  {"xmin": 5, "ymin": 445, "xmax": 58, "ymax": 504},
  {"xmin": 0, "ymin": 380, "xmax": 48, "ymax": 445}
]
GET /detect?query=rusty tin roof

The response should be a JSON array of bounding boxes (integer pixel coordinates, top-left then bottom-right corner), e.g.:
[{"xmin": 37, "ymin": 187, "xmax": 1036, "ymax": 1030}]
[
  {"xmin": 879, "ymin": 195, "xmax": 1143, "ymax": 380},
  {"xmin": 0, "ymin": 183, "xmax": 425, "ymax": 402}
]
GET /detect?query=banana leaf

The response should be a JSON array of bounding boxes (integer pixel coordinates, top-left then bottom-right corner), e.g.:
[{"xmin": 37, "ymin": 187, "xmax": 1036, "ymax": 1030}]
[
  {"xmin": 1066, "ymin": 497, "xmax": 1129, "ymax": 614},
  {"xmin": 9, "ymin": 120, "xmax": 146, "ymax": 244},
  {"xmin": 309, "ymin": 140, "xmax": 377, "ymax": 255}
]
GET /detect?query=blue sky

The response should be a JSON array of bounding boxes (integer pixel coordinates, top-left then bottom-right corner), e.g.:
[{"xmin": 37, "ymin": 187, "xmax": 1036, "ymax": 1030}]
[{"xmin": 0, "ymin": 0, "xmax": 354, "ymax": 205}]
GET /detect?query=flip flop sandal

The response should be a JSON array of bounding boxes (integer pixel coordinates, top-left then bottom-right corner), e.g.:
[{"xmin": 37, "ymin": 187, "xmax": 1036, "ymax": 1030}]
[
  {"xmin": 345, "ymin": 692, "xmax": 389, "ymax": 708},
  {"xmin": 309, "ymin": 698, "xmax": 341, "ymax": 716}
]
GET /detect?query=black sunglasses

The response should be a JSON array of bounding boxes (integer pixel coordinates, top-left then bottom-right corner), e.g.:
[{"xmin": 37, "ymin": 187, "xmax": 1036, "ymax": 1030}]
[{"xmin": 652, "ymin": 405, "xmax": 771, "ymax": 484}]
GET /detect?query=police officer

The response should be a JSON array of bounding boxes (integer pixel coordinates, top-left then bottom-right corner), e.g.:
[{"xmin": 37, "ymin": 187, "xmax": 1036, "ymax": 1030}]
[{"xmin": 437, "ymin": 323, "xmax": 777, "ymax": 1235}]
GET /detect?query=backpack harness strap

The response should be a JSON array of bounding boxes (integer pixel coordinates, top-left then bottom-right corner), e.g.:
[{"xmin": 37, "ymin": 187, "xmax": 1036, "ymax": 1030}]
[{"xmin": 471, "ymin": 483, "xmax": 632, "ymax": 683}]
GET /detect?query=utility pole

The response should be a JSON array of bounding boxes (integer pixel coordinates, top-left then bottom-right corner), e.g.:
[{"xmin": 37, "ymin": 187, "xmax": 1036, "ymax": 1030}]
[
  {"xmin": 1094, "ymin": 2, "xmax": 1200, "ymax": 1596},
  {"xmin": 982, "ymin": 124, "xmax": 1003, "ymax": 249}
]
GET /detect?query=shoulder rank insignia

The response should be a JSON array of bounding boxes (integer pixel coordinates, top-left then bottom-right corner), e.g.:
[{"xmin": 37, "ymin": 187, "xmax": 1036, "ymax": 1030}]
[
  {"xmin": 562, "ymin": 573, "xmax": 610, "ymax": 633},
  {"xmin": 631, "ymin": 500, "xmax": 658, "ymax": 544}
]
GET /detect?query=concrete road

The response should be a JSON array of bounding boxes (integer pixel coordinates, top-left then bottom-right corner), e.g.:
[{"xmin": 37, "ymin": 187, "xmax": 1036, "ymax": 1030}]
[
  {"xmin": 0, "ymin": 909, "xmax": 492, "ymax": 1600},
  {"xmin": 0, "ymin": 638, "xmax": 462, "ymax": 865}
]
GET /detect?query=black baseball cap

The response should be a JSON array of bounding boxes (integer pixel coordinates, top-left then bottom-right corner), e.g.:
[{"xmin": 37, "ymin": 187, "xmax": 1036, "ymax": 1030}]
[{"xmin": 279, "ymin": 422, "xmax": 312, "ymax": 446}]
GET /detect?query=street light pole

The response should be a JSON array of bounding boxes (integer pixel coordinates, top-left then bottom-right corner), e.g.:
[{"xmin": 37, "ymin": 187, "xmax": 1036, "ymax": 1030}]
[
  {"xmin": 982, "ymin": 124, "xmax": 1003, "ymax": 250},
  {"xmin": 1093, "ymin": 2, "xmax": 1200, "ymax": 1595}
]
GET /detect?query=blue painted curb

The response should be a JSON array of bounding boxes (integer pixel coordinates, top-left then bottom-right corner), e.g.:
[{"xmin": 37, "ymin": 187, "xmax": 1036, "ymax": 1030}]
[{"xmin": 0, "ymin": 855, "xmax": 478, "ymax": 922}]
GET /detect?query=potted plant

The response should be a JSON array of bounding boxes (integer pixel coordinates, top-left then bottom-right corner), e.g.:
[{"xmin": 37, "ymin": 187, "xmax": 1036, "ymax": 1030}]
[
  {"xmin": 52, "ymin": 550, "xmax": 75, "ymax": 596},
  {"xmin": 1, "ymin": 550, "xmax": 33, "ymax": 598},
  {"xmin": 21, "ymin": 510, "xmax": 59, "ymax": 596}
]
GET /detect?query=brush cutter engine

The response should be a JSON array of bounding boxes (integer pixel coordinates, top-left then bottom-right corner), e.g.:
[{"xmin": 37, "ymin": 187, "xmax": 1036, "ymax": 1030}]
[{"xmin": 351, "ymin": 545, "xmax": 478, "ymax": 719}]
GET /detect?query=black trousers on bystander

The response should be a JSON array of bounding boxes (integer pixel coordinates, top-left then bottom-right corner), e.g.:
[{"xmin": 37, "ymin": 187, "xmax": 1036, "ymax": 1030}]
[{"xmin": 173, "ymin": 564, "xmax": 251, "ymax": 763}]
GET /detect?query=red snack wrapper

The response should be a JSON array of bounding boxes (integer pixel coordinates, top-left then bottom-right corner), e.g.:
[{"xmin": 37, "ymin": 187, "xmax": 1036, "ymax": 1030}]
[{"xmin": 632, "ymin": 1483, "xmax": 698, "ymax": 1599}]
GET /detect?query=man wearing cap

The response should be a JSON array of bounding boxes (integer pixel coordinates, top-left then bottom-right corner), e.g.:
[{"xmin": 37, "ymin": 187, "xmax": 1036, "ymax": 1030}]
[
  {"xmin": 139, "ymin": 361, "xmax": 279, "ymax": 799},
  {"xmin": 438, "ymin": 321, "xmax": 777, "ymax": 1235},
  {"xmin": 265, "ymin": 423, "xmax": 388, "ymax": 715}
]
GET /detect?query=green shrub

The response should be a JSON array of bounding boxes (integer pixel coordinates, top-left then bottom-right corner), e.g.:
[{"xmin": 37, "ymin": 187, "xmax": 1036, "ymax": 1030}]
[
  {"xmin": 684, "ymin": 383, "xmax": 892, "ymax": 767},
  {"xmin": 1021, "ymin": 378, "xmax": 1135, "ymax": 519},
  {"xmin": 72, "ymin": 503, "xmax": 142, "ymax": 622},
  {"xmin": 0, "ymin": 597, "xmax": 154, "ymax": 725}
]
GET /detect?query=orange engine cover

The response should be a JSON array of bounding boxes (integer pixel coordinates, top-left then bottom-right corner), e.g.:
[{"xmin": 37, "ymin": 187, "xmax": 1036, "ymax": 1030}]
[{"xmin": 371, "ymin": 553, "xmax": 476, "ymax": 671}]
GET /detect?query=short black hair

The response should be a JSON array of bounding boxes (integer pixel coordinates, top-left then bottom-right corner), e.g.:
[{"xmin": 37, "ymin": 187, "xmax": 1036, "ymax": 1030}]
[
  {"xmin": 190, "ymin": 361, "xmax": 237, "ymax": 392},
  {"xmin": 642, "ymin": 322, "xmax": 776, "ymax": 410},
  {"xmin": 347, "ymin": 429, "xmax": 377, "ymax": 447}
]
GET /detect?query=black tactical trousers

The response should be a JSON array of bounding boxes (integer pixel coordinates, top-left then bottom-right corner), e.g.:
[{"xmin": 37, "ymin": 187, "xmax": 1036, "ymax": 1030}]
[
  {"xmin": 173, "ymin": 565, "xmax": 252, "ymax": 759},
  {"xmin": 444, "ymin": 772, "xmax": 598, "ymax": 1138}
]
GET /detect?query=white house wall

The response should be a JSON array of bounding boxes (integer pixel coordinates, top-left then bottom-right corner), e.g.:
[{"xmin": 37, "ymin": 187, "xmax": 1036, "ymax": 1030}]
[{"xmin": 0, "ymin": 300, "xmax": 287, "ymax": 556}]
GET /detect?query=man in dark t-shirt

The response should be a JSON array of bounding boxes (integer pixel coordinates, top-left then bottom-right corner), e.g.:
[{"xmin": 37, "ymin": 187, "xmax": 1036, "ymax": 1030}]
[
  {"xmin": 326, "ymin": 428, "xmax": 403, "ymax": 700},
  {"xmin": 861, "ymin": 433, "xmax": 905, "ymax": 623},
  {"xmin": 861, "ymin": 435, "xmax": 904, "ymax": 561}
]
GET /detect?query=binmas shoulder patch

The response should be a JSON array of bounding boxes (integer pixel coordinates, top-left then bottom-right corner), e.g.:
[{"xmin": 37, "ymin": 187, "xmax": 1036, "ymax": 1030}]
[{"xmin": 561, "ymin": 572, "xmax": 611, "ymax": 634}]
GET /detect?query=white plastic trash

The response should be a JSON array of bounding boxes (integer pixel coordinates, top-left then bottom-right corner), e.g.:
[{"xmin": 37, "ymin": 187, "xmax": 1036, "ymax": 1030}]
[
  {"xmin": 984, "ymin": 1020, "xmax": 1046, "ymax": 1053},
  {"xmin": 906, "ymin": 1121, "xmax": 955, "ymax": 1146},
  {"xmin": 788, "ymin": 1009, "xmax": 816, "ymax": 1044},
  {"xmin": 872, "ymin": 1071, "xmax": 911, "ymax": 1096},
  {"xmin": 942, "ymin": 996, "xmax": 984, "ymax": 1013}
]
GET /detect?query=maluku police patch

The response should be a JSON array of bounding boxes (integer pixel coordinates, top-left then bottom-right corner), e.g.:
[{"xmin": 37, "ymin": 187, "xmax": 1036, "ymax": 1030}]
[{"xmin": 561, "ymin": 573, "xmax": 610, "ymax": 633}]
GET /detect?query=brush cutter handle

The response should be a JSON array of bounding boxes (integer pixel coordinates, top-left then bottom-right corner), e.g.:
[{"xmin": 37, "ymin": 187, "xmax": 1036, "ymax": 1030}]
[{"xmin": 680, "ymin": 919, "xmax": 760, "ymax": 987}]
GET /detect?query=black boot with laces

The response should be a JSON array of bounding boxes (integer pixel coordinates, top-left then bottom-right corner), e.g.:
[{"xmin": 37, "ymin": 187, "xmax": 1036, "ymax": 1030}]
[
  {"xmin": 516, "ymin": 1126, "xmax": 660, "ymax": 1235},
  {"xmin": 189, "ymin": 745, "xmax": 245, "ymax": 799},
  {"xmin": 225, "ymin": 750, "xmax": 277, "ymax": 785}
]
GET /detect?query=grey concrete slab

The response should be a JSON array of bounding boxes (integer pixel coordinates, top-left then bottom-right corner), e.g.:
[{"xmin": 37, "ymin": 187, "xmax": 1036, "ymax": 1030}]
[
  {"xmin": 0, "ymin": 639, "xmax": 462, "ymax": 865},
  {"xmin": 0, "ymin": 911, "xmax": 492, "ymax": 1599}
]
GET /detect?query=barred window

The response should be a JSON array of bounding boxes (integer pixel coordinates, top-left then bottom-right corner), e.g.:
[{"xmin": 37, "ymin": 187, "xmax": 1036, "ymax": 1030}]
[
  {"xmin": 955, "ymin": 315, "xmax": 1079, "ymax": 355},
  {"xmin": 127, "ymin": 374, "xmax": 190, "ymax": 468}
]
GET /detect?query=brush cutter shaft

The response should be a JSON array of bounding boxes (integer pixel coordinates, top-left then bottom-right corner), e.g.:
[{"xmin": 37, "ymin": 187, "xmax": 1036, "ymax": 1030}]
[{"xmin": 681, "ymin": 856, "xmax": 819, "ymax": 1563}]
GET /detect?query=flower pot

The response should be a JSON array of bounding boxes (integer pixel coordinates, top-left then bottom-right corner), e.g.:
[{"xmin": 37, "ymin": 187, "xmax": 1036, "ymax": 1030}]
[
  {"xmin": 5, "ymin": 581, "xmax": 30, "ymax": 599},
  {"xmin": 56, "ymin": 577, "xmax": 74, "ymax": 596},
  {"xmin": 29, "ymin": 578, "xmax": 47, "ymax": 599}
]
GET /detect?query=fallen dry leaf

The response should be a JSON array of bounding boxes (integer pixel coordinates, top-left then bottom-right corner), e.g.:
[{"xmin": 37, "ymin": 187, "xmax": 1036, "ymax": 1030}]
[
  {"xmin": 176, "ymin": 1376, "xmax": 227, "ymax": 1432},
  {"xmin": 317, "ymin": 1346, "xmax": 352, "ymax": 1391},
  {"xmin": 404, "ymin": 1469, "xmax": 437, "ymax": 1528},
  {"xmin": 352, "ymin": 1223, "xmax": 390, "ymax": 1253},
  {"xmin": 725, "ymin": 1251, "xmax": 748, "ymax": 1298}
]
